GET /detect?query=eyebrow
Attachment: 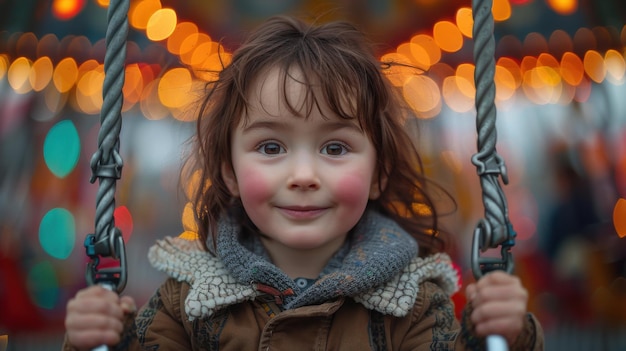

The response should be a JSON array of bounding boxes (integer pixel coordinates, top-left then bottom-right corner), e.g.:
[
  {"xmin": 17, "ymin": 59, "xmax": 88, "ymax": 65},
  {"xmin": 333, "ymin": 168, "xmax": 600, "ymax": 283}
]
[{"xmin": 241, "ymin": 119, "xmax": 364, "ymax": 134}]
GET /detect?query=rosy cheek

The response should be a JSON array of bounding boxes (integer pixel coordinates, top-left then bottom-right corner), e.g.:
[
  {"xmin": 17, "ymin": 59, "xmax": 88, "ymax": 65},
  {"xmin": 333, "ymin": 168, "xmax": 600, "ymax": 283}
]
[
  {"xmin": 333, "ymin": 172, "xmax": 371, "ymax": 206},
  {"xmin": 237, "ymin": 167, "xmax": 273, "ymax": 205}
]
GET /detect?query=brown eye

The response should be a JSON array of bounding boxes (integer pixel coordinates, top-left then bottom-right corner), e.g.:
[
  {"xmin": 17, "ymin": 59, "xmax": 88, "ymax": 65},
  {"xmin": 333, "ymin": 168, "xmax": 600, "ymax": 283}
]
[
  {"xmin": 322, "ymin": 143, "xmax": 348, "ymax": 156},
  {"xmin": 258, "ymin": 142, "xmax": 284, "ymax": 155}
]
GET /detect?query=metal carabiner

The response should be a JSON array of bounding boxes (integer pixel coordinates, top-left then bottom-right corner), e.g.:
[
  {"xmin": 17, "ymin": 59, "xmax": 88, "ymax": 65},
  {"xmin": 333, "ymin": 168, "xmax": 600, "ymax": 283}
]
[
  {"xmin": 83, "ymin": 227, "xmax": 127, "ymax": 293},
  {"xmin": 471, "ymin": 219, "xmax": 515, "ymax": 279}
]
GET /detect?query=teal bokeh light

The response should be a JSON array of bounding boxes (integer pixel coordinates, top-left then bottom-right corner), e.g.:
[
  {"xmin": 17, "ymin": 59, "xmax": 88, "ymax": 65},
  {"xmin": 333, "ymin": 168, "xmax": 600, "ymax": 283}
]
[
  {"xmin": 39, "ymin": 208, "xmax": 75, "ymax": 259},
  {"xmin": 26, "ymin": 261, "xmax": 60, "ymax": 310},
  {"xmin": 43, "ymin": 119, "xmax": 80, "ymax": 178}
]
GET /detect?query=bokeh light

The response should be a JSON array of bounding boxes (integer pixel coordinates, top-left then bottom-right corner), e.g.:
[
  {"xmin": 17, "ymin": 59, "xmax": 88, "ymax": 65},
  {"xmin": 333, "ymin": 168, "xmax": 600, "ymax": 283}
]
[
  {"xmin": 26, "ymin": 261, "xmax": 60, "ymax": 309},
  {"xmin": 433, "ymin": 21, "xmax": 464, "ymax": 53},
  {"xmin": 43, "ymin": 120, "xmax": 81, "ymax": 178},
  {"xmin": 39, "ymin": 208, "xmax": 76, "ymax": 259},
  {"xmin": 114, "ymin": 206, "xmax": 134, "ymax": 243},
  {"xmin": 30, "ymin": 56, "xmax": 54, "ymax": 92},
  {"xmin": 51, "ymin": 0, "xmax": 86, "ymax": 21},
  {"xmin": 158, "ymin": 67, "xmax": 194, "ymax": 108},
  {"xmin": 492, "ymin": 0, "xmax": 512, "ymax": 22},
  {"xmin": 182, "ymin": 202, "xmax": 198, "ymax": 233},
  {"xmin": 403, "ymin": 74, "xmax": 441, "ymax": 118},
  {"xmin": 53, "ymin": 57, "xmax": 79, "ymax": 93},
  {"xmin": 547, "ymin": 0, "xmax": 578, "ymax": 16},
  {"xmin": 146, "ymin": 8, "xmax": 177, "ymax": 41},
  {"xmin": 583, "ymin": 50, "xmax": 606, "ymax": 83},
  {"xmin": 7, "ymin": 56, "xmax": 32, "ymax": 94},
  {"xmin": 614, "ymin": 198, "xmax": 626, "ymax": 238},
  {"xmin": 130, "ymin": 0, "xmax": 162, "ymax": 30},
  {"xmin": 456, "ymin": 7, "xmax": 473, "ymax": 38}
]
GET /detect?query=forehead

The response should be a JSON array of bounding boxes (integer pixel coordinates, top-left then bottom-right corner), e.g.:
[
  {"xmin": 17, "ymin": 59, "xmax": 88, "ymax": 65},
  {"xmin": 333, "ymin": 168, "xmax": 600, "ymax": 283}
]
[
  {"xmin": 247, "ymin": 66, "xmax": 310, "ymax": 115},
  {"xmin": 243, "ymin": 65, "xmax": 360, "ymax": 124}
]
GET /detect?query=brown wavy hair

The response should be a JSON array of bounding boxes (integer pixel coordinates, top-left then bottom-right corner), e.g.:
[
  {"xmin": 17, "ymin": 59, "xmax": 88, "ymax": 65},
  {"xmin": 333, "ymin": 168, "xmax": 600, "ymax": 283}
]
[{"xmin": 185, "ymin": 15, "xmax": 452, "ymax": 256}]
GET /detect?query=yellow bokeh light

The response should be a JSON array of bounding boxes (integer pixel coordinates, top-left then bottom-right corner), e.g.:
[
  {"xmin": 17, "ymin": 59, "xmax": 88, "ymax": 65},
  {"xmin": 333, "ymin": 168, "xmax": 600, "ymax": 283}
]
[
  {"xmin": 8, "ymin": 57, "xmax": 33, "ymax": 94},
  {"xmin": 29, "ymin": 56, "xmax": 54, "ymax": 92},
  {"xmin": 193, "ymin": 51, "xmax": 232, "ymax": 82},
  {"xmin": 122, "ymin": 63, "xmax": 144, "ymax": 111},
  {"xmin": 189, "ymin": 41, "xmax": 219, "ymax": 68},
  {"xmin": 497, "ymin": 57, "xmax": 522, "ymax": 89},
  {"xmin": 442, "ymin": 76, "xmax": 475, "ymax": 113},
  {"xmin": 537, "ymin": 53, "xmax": 560, "ymax": 70},
  {"xmin": 140, "ymin": 79, "xmax": 170, "ymax": 120},
  {"xmin": 158, "ymin": 67, "xmax": 193, "ymax": 108},
  {"xmin": 178, "ymin": 231, "xmax": 199, "ymax": 241},
  {"xmin": 182, "ymin": 202, "xmax": 199, "ymax": 233},
  {"xmin": 584, "ymin": 50, "xmax": 606, "ymax": 83},
  {"xmin": 0, "ymin": 54, "xmax": 9, "ymax": 80},
  {"xmin": 76, "ymin": 67, "xmax": 105, "ymax": 114},
  {"xmin": 492, "ymin": 0, "xmax": 512, "ymax": 22},
  {"xmin": 410, "ymin": 34, "xmax": 441, "ymax": 68},
  {"xmin": 53, "ymin": 57, "xmax": 78, "ymax": 93},
  {"xmin": 167, "ymin": 22, "xmax": 199, "ymax": 55},
  {"xmin": 605, "ymin": 49, "xmax": 625, "ymax": 84},
  {"xmin": 433, "ymin": 21, "xmax": 464, "ymax": 53},
  {"xmin": 494, "ymin": 64, "xmax": 517, "ymax": 101},
  {"xmin": 455, "ymin": 63, "xmax": 476, "ymax": 98},
  {"xmin": 146, "ymin": 8, "xmax": 177, "ymax": 42},
  {"xmin": 403, "ymin": 75, "xmax": 441, "ymax": 118},
  {"xmin": 547, "ymin": 0, "xmax": 578, "ymax": 15},
  {"xmin": 380, "ymin": 52, "xmax": 415, "ymax": 87},
  {"xmin": 180, "ymin": 33, "xmax": 212, "ymax": 66},
  {"xmin": 130, "ymin": 0, "xmax": 162, "ymax": 30},
  {"xmin": 96, "ymin": 0, "xmax": 109, "ymax": 7},
  {"xmin": 560, "ymin": 52, "xmax": 584, "ymax": 86},
  {"xmin": 456, "ymin": 7, "xmax": 473, "ymax": 38}
]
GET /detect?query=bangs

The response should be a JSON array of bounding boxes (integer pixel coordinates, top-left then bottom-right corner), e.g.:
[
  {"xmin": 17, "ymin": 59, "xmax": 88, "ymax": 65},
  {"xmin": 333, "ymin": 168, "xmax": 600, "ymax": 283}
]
[{"xmin": 224, "ymin": 18, "xmax": 388, "ymax": 136}]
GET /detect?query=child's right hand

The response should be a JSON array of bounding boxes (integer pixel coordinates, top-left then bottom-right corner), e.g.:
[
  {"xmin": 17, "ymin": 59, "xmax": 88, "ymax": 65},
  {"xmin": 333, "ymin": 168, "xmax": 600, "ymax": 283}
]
[{"xmin": 65, "ymin": 285, "xmax": 136, "ymax": 350}]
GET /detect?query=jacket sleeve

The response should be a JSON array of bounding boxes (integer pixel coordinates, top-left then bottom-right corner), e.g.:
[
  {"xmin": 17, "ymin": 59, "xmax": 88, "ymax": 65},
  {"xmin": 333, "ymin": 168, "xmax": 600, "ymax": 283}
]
[
  {"xmin": 132, "ymin": 278, "xmax": 192, "ymax": 350},
  {"xmin": 393, "ymin": 281, "xmax": 544, "ymax": 351}
]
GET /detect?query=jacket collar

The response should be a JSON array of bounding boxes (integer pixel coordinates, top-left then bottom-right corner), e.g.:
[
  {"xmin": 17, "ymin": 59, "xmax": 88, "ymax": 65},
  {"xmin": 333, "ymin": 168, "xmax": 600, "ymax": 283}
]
[{"xmin": 148, "ymin": 236, "xmax": 459, "ymax": 320}]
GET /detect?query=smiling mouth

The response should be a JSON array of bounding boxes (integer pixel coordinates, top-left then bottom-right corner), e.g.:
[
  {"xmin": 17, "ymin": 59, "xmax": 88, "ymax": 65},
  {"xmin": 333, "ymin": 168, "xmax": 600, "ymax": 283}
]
[{"xmin": 277, "ymin": 206, "xmax": 328, "ymax": 219}]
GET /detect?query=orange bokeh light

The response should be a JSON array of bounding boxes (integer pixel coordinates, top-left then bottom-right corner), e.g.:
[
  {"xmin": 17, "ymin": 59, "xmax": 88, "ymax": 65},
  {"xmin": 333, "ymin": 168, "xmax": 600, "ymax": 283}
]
[{"xmin": 52, "ymin": 0, "xmax": 86, "ymax": 21}]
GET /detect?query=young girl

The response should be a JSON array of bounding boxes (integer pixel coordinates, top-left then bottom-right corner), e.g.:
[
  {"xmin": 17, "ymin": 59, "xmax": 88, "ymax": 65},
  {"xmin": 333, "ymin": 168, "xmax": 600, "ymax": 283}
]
[{"xmin": 64, "ymin": 15, "xmax": 543, "ymax": 350}]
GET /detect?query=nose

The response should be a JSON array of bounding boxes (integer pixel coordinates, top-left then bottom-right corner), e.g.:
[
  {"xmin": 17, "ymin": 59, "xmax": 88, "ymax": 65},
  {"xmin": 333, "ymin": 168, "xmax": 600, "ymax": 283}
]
[{"xmin": 287, "ymin": 153, "xmax": 320, "ymax": 191}]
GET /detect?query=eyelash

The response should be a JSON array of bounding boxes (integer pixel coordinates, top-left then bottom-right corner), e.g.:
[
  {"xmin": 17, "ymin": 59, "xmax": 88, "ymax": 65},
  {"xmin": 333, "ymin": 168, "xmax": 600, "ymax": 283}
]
[
  {"xmin": 321, "ymin": 142, "xmax": 350, "ymax": 156},
  {"xmin": 256, "ymin": 140, "xmax": 284, "ymax": 155},
  {"xmin": 254, "ymin": 141, "xmax": 351, "ymax": 156}
]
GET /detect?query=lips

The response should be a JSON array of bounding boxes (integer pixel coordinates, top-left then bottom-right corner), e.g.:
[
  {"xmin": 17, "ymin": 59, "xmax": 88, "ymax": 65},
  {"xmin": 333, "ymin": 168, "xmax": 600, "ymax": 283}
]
[{"xmin": 277, "ymin": 206, "xmax": 328, "ymax": 219}]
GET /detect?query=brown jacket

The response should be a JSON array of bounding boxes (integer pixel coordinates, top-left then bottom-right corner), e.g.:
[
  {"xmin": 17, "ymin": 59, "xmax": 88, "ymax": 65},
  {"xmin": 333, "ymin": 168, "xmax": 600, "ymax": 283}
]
[
  {"xmin": 118, "ymin": 277, "xmax": 542, "ymax": 351},
  {"xmin": 63, "ymin": 235, "xmax": 543, "ymax": 350}
]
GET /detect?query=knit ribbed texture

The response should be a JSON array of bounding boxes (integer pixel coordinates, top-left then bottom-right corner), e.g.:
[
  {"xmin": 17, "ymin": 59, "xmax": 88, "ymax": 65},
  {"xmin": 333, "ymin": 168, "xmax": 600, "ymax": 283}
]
[
  {"xmin": 148, "ymin": 209, "xmax": 460, "ymax": 320},
  {"xmin": 216, "ymin": 209, "xmax": 418, "ymax": 309}
]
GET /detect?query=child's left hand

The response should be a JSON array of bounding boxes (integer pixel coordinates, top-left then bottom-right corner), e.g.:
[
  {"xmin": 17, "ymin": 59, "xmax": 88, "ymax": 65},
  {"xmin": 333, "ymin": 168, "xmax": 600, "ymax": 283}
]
[{"xmin": 465, "ymin": 271, "xmax": 528, "ymax": 345}]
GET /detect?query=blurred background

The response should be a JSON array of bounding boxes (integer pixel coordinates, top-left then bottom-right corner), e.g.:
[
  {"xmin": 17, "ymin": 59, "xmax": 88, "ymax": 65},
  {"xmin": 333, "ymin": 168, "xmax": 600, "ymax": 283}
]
[{"xmin": 0, "ymin": 0, "xmax": 625, "ymax": 349}]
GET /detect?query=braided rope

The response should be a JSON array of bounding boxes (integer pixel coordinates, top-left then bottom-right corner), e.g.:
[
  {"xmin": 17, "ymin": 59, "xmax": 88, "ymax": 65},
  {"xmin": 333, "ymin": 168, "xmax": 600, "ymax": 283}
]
[
  {"xmin": 471, "ymin": 0, "xmax": 514, "ymax": 254},
  {"xmin": 86, "ymin": 0, "xmax": 129, "ymax": 297},
  {"xmin": 91, "ymin": 0, "xmax": 129, "ymax": 244}
]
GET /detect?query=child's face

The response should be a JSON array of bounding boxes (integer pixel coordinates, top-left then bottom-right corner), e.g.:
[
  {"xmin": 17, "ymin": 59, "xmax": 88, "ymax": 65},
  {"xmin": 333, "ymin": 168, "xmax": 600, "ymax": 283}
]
[{"xmin": 223, "ymin": 67, "xmax": 381, "ymax": 255}]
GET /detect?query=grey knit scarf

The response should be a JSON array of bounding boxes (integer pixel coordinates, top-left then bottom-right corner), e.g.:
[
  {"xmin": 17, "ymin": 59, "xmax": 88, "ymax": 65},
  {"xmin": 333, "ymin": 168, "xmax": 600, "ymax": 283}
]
[{"xmin": 215, "ymin": 209, "xmax": 418, "ymax": 310}]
